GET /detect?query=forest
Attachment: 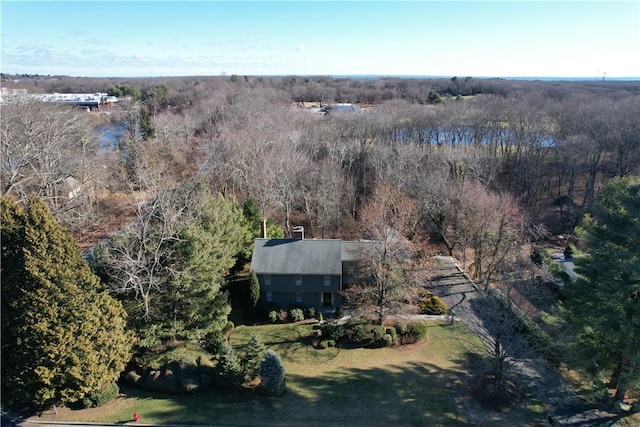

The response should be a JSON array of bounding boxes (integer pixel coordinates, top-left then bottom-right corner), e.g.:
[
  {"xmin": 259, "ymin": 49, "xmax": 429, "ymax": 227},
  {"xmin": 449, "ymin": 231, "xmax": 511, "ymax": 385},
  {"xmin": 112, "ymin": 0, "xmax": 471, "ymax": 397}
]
[{"xmin": 2, "ymin": 74, "xmax": 639, "ymax": 418}]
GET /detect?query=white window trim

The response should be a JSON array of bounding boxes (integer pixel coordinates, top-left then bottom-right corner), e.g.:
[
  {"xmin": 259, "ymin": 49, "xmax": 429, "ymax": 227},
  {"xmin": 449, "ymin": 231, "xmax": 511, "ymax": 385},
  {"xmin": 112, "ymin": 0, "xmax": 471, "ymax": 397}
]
[
  {"xmin": 324, "ymin": 275, "xmax": 331, "ymax": 287},
  {"xmin": 295, "ymin": 274, "xmax": 302, "ymax": 286},
  {"xmin": 266, "ymin": 291, "xmax": 273, "ymax": 302},
  {"xmin": 265, "ymin": 274, "xmax": 271, "ymax": 286},
  {"xmin": 296, "ymin": 292, "xmax": 303, "ymax": 303}
]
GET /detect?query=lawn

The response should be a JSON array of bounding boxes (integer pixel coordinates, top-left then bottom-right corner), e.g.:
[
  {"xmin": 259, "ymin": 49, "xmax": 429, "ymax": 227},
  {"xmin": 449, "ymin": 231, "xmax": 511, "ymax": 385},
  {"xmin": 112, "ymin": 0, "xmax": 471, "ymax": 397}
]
[{"xmin": 31, "ymin": 321, "xmax": 546, "ymax": 426}]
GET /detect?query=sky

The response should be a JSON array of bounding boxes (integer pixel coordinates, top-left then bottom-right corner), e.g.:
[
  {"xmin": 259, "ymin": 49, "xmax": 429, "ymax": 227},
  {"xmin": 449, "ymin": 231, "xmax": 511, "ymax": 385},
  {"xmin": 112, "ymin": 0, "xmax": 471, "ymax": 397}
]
[{"xmin": 1, "ymin": 1, "xmax": 639, "ymax": 78}]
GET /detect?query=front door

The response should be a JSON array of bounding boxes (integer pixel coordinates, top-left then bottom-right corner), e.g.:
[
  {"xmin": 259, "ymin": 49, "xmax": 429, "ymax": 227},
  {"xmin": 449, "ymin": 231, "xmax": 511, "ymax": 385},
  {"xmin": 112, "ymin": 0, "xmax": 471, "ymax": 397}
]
[{"xmin": 322, "ymin": 292, "xmax": 332, "ymax": 307}]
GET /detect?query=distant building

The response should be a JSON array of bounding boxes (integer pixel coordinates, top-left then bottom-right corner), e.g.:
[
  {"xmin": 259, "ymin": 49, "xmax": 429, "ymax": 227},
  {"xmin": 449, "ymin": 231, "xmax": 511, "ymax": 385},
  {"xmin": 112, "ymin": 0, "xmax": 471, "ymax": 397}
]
[{"xmin": 0, "ymin": 89, "xmax": 118, "ymax": 110}]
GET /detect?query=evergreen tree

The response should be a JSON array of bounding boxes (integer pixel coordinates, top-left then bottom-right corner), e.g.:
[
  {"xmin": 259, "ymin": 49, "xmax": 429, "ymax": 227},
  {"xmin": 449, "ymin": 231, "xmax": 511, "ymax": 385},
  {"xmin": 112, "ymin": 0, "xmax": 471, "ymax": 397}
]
[
  {"xmin": 563, "ymin": 176, "xmax": 640, "ymax": 401},
  {"xmin": 1, "ymin": 196, "xmax": 131, "ymax": 409},
  {"xmin": 215, "ymin": 344, "xmax": 244, "ymax": 390},
  {"xmin": 243, "ymin": 332, "xmax": 266, "ymax": 380},
  {"xmin": 92, "ymin": 183, "xmax": 251, "ymax": 344},
  {"xmin": 259, "ymin": 350, "xmax": 286, "ymax": 396},
  {"xmin": 249, "ymin": 270, "xmax": 261, "ymax": 309}
]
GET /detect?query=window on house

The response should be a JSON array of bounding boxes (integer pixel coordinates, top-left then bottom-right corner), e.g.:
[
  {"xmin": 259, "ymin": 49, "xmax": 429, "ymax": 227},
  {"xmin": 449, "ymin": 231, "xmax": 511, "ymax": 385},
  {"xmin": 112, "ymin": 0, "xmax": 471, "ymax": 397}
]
[
  {"xmin": 266, "ymin": 291, "xmax": 273, "ymax": 302},
  {"xmin": 324, "ymin": 275, "xmax": 331, "ymax": 287},
  {"xmin": 347, "ymin": 261, "xmax": 355, "ymax": 273},
  {"xmin": 295, "ymin": 274, "xmax": 302, "ymax": 286},
  {"xmin": 296, "ymin": 292, "xmax": 303, "ymax": 303},
  {"xmin": 265, "ymin": 275, "xmax": 271, "ymax": 286}
]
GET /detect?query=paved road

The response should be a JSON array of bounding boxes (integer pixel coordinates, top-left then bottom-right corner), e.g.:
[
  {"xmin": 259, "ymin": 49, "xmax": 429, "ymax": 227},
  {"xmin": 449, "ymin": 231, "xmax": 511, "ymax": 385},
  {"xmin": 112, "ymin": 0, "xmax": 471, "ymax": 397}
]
[{"xmin": 431, "ymin": 256, "xmax": 622, "ymax": 426}]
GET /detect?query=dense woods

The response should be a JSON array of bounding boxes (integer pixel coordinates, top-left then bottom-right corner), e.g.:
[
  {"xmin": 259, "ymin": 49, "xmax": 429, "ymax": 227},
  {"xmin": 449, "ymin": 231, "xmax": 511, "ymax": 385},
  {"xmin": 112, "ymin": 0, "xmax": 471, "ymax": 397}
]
[{"xmin": 2, "ymin": 73, "xmax": 639, "ymax": 412}]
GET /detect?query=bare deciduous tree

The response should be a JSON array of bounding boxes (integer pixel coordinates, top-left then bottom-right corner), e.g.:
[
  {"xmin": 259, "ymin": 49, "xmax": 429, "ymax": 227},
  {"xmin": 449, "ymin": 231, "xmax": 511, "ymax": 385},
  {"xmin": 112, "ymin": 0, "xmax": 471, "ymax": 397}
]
[
  {"xmin": 1, "ymin": 101, "xmax": 107, "ymax": 232},
  {"xmin": 343, "ymin": 184, "xmax": 428, "ymax": 324}
]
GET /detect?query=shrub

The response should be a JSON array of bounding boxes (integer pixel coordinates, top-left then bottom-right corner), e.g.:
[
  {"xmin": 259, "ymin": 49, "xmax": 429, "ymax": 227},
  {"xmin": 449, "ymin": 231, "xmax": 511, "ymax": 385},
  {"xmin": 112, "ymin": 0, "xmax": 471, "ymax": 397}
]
[
  {"xmin": 306, "ymin": 307, "xmax": 316, "ymax": 319},
  {"xmin": 290, "ymin": 308, "xmax": 304, "ymax": 322},
  {"xmin": 419, "ymin": 291, "xmax": 448, "ymax": 315},
  {"xmin": 407, "ymin": 322, "xmax": 428, "ymax": 341},
  {"xmin": 372, "ymin": 325, "xmax": 386, "ymax": 341},
  {"xmin": 351, "ymin": 324, "xmax": 372, "ymax": 343},
  {"xmin": 394, "ymin": 322, "xmax": 408, "ymax": 335},
  {"xmin": 386, "ymin": 326, "xmax": 397, "ymax": 339},
  {"xmin": 345, "ymin": 317, "xmax": 368, "ymax": 328},
  {"xmin": 268, "ymin": 311, "xmax": 278, "ymax": 323},
  {"xmin": 318, "ymin": 312, "xmax": 324, "ymax": 322},
  {"xmin": 326, "ymin": 339, "xmax": 336, "ymax": 348},
  {"xmin": 381, "ymin": 334, "xmax": 393, "ymax": 347},
  {"xmin": 81, "ymin": 382, "xmax": 119, "ymax": 408},
  {"xmin": 320, "ymin": 324, "xmax": 345, "ymax": 341},
  {"xmin": 259, "ymin": 350, "xmax": 286, "ymax": 396},
  {"xmin": 318, "ymin": 340, "xmax": 330, "ymax": 349}
]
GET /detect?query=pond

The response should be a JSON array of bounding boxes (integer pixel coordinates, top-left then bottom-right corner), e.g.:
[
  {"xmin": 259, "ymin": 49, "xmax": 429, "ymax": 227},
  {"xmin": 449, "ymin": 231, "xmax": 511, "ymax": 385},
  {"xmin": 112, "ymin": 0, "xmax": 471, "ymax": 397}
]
[{"xmin": 95, "ymin": 122, "xmax": 127, "ymax": 150}]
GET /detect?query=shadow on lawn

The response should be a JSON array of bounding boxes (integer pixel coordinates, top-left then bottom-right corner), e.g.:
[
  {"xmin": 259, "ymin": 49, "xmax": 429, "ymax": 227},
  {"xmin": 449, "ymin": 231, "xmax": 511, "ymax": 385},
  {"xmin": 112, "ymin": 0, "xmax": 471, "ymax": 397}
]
[{"xmin": 138, "ymin": 352, "xmax": 545, "ymax": 426}]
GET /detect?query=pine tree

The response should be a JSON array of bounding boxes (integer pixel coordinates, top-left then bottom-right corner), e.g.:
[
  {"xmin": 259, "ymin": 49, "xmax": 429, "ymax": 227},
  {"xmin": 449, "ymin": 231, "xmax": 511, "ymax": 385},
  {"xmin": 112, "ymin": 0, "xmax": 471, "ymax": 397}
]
[
  {"xmin": 92, "ymin": 183, "xmax": 252, "ymax": 344},
  {"xmin": 215, "ymin": 344, "xmax": 244, "ymax": 390},
  {"xmin": 1, "ymin": 196, "xmax": 132, "ymax": 409},
  {"xmin": 563, "ymin": 176, "xmax": 640, "ymax": 401},
  {"xmin": 243, "ymin": 332, "xmax": 266, "ymax": 380},
  {"xmin": 259, "ymin": 350, "xmax": 286, "ymax": 396}
]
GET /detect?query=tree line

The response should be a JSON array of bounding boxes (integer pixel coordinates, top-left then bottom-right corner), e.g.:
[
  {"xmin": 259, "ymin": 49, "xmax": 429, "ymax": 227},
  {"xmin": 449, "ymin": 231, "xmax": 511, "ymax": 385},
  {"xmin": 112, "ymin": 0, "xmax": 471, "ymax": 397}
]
[{"xmin": 2, "ymin": 74, "xmax": 638, "ymax": 410}]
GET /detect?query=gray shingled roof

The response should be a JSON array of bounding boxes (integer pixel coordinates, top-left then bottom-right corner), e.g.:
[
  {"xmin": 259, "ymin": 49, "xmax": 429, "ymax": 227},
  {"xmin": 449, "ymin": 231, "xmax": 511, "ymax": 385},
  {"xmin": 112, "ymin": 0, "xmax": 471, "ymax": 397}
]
[
  {"xmin": 341, "ymin": 240, "xmax": 381, "ymax": 261},
  {"xmin": 251, "ymin": 239, "xmax": 343, "ymax": 275}
]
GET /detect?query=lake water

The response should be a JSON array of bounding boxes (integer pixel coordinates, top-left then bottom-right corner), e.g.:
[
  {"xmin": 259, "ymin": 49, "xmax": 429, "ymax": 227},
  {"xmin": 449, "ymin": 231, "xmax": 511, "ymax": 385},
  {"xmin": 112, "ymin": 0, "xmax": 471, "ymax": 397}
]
[{"xmin": 95, "ymin": 122, "xmax": 126, "ymax": 150}]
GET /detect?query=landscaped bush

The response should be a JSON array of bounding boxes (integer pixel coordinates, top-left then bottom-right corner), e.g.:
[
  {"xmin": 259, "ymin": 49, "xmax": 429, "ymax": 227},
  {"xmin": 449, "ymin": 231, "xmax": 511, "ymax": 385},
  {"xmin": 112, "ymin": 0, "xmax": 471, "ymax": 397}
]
[
  {"xmin": 419, "ymin": 290, "xmax": 448, "ymax": 315},
  {"xmin": 381, "ymin": 334, "xmax": 394, "ymax": 347},
  {"xmin": 268, "ymin": 310, "xmax": 278, "ymax": 323},
  {"xmin": 386, "ymin": 326, "xmax": 397, "ymax": 339},
  {"xmin": 306, "ymin": 307, "xmax": 316, "ymax": 319},
  {"xmin": 372, "ymin": 325, "xmax": 386, "ymax": 341},
  {"xmin": 320, "ymin": 323, "xmax": 345, "ymax": 341},
  {"xmin": 407, "ymin": 322, "xmax": 428, "ymax": 341},
  {"xmin": 318, "ymin": 339, "xmax": 336, "ymax": 349},
  {"xmin": 81, "ymin": 382, "xmax": 119, "ymax": 408},
  {"xmin": 394, "ymin": 322, "xmax": 408, "ymax": 335},
  {"xmin": 290, "ymin": 308, "xmax": 304, "ymax": 322},
  {"xmin": 345, "ymin": 317, "xmax": 368, "ymax": 328},
  {"xmin": 351, "ymin": 323, "xmax": 372, "ymax": 343}
]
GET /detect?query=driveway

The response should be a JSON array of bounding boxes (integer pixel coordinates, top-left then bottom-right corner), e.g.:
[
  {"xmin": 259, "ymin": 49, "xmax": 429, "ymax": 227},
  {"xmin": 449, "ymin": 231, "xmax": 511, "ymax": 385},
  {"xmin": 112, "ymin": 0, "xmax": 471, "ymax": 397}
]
[{"xmin": 430, "ymin": 256, "xmax": 622, "ymax": 426}]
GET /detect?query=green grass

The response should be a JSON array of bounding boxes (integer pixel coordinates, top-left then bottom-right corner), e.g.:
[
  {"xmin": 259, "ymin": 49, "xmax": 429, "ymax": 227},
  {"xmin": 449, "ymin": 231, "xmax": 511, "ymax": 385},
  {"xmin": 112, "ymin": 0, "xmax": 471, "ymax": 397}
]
[{"xmin": 33, "ymin": 321, "xmax": 546, "ymax": 426}]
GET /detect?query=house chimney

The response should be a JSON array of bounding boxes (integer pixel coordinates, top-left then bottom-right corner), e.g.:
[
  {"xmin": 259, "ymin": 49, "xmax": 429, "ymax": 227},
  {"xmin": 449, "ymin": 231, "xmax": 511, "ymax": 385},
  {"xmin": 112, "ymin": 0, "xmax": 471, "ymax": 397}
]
[
  {"xmin": 261, "ymin": 218, "xmax": 267, "ymax": 239},
  {"xmin": 292, "ymin": 226, "xmax": 304, "ymax": 240}
]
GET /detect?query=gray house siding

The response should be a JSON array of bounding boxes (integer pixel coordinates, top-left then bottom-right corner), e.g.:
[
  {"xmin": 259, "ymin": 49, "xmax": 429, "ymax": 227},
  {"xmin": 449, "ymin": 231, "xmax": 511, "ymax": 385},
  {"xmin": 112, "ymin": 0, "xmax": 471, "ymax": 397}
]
[
  {"xmin": 251, "ymin": 238, "xmax": 377, "ymax": 312},
  {"xmin": 259, "ymin": 273, "xmax": 341, "ymax": 310}
]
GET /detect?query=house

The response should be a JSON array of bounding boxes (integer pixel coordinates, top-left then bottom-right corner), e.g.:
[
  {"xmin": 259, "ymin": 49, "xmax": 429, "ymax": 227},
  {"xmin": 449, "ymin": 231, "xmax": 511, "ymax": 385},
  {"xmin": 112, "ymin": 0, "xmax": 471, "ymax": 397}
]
[{"xmin": 250, "ymin": 226, "xmax": 376, "ymax": 312}]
